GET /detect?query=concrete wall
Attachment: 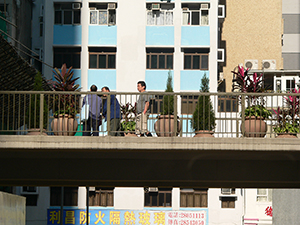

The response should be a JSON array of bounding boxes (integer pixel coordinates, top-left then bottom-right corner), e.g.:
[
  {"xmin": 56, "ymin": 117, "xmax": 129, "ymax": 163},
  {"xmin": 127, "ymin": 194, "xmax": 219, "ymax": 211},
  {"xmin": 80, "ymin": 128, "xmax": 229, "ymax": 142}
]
[
  {"xmin": 282, "ymin": 0, "xmax": 300, "ymax": 69},
  {"xmin": 273, "ymin": 189, "xmax": 300, "ymax": 225},
  {"xmin": 0, "ymin": 191, "xmax": 26, "ymax": 225},
  {"xmin": 221, "ymin": 0, "xmax": 283, "ymax": 92}
]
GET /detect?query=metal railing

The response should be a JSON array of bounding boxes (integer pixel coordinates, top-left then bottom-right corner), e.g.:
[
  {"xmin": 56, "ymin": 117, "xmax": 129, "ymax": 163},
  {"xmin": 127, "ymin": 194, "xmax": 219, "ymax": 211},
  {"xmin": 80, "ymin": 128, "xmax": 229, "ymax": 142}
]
[{"xmin": 0, "ymin": 91, "xmax": 299, "ymax": 138}]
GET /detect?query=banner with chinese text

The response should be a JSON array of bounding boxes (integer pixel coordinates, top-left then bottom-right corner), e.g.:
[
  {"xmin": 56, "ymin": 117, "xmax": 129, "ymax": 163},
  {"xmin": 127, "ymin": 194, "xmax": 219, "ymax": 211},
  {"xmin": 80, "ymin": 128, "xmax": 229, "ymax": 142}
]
[{"xmin": 47, "ymin": 208, "xmax": 208, "ymax": 225}]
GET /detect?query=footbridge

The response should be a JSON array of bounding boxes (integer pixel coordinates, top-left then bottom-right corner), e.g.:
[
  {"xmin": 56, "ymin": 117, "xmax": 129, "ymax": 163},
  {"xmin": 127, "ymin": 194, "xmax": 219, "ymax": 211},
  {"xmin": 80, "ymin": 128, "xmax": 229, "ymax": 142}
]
[{"xmin": 1, "ymin": 136, "xmax": 300, "ymax": 188}]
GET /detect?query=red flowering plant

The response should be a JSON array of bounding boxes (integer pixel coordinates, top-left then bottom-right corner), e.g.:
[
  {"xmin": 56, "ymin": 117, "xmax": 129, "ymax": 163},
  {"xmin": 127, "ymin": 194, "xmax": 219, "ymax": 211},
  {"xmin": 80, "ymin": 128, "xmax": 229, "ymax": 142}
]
[
  {"xmin": 232, "ymin": 65, "xmax": 271, "ymax": 119},
  {"xmin": 49, "ymin": 64, "xmax": 81, "ymax": 117},
  {"xmin": 120, "ymin": 102, "xmax": 136, "ymax": 133},
  {"xmin": 273, "ymin": 88, "xmax": 300, "ymax": 135}
]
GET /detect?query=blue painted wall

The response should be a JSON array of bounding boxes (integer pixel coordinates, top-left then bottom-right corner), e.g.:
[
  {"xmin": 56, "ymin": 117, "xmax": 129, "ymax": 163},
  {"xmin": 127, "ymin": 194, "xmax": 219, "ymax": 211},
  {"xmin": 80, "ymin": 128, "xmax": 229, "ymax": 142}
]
[
  {"xmin": 146, "ymin": 26, "xmax": 174, "ymax": 46},
  {"xmin": 53, "ymin": 25, "xmax": 82, "ymax": 45},
  {"xmin": 145, "ymin": 70, "xmax": 173, "ymax": 91},
  {"xmin": 181, "ymin": 26, "xmax": 210, "ymax": 46},
  {"xmin": 180, "ymin": 70, "xmax": 209, "ymax": 91},
  {"xmin": 88, "ymin": 26, "xmax": 117, "ymax": 45},
  {"xmin": 88, "ymin": 69, "xmax": 116, "ymax": 90}
]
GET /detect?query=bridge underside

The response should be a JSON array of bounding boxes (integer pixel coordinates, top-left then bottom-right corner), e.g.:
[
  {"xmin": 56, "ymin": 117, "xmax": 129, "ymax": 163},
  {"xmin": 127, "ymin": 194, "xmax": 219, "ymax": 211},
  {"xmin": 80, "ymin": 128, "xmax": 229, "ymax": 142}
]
[{"xmin": 0, "ymin": 136, "xmax": 300, "ymax": 188}]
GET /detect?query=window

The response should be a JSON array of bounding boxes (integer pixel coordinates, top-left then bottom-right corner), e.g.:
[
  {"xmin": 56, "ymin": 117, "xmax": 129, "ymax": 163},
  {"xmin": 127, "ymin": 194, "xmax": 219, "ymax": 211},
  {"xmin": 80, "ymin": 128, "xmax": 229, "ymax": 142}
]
[
  {"xmin": 50, "ymin": 187, "xmax": 78, "ymax": 206},
  {"xmin": 146, "ymin": 3, "xmax": 174, "ymax": 25},
  {"xmin": 181, "ymin": 95, "xmax": 199, "ymax": 114},
  {"xmin": 218, "ymin": 96, "xmax": 238, "ymax": 112},
  {"xmin": 54, "ymin": 3, "xmax": 81, "ymax": 25},
  {"xmin": 54, "ymin": 47, "xmax": 81, "ymax": 68},
  {"xmin": 257, "ymin": 189, "xmax": 272, "ymax": 202},
  {"xmin": 89, "ymin": 187, "xmax": 114, "ymax": 206},
  {"xmin": 180, "ymin": 189, "xmax": 208, "ymax": 207},
  {"xmin": 145, "ymin": 188, "xmax": 172, "ymax": 207},
  {"xmin": 220, "ymin": 188, "xmax": 236, "ymax": 208},
  {"xmin": 89, "ymin": 47, "xmax": 116, "ymax": 69},
  {"xmin": 146, "ymin": 48, "xmax": 174, "ymax": 69},
  {"xmin": 90, "ymin": 3, "xmax": 116, "ymax": 25},
  {"xmin": 182, "ymin": 3, "xmax": 209, "ymax": 26},
  {"xmin": 183, "ymin": 49, "xmax": 209, "ymax": 70},
  {"xmin": 221, "ymin": 197, "xmax": 236, "ymax": 208},
  {"xmin": 286, "ymin": 79, "xmax": 296, "ymax": 92}
]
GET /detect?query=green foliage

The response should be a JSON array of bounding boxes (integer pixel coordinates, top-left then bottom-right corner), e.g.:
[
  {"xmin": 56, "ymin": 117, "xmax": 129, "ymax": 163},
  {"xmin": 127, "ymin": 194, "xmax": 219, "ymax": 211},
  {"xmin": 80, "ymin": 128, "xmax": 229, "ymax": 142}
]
[
  {"xmin": 162, "ymin": 71, "xmax": 174, "ymax": 115},
  {"xmin": 273, "ymin": 122, "xmax": 299, "ymax": 134},
  {"xmin": 120, "ymin": 102, "xmax": 136, "ymax": 132},
  {"xmin": 26, "ymin": 72, "xmax": 48, "ymax": 129},
  {"xmin": 191, "ymin": 74, "xmax": 215, "ymax": 131},
  {"xmin": 50, "ymin": 64, "xmax": 80, "ymax": 116},
  {"xmin": 244, "ymin": 105, "xmax": 272, "ymax": 119},
  {"xmin": 273, "ymin": 107, "xmax": 299, "ymax": 134}
]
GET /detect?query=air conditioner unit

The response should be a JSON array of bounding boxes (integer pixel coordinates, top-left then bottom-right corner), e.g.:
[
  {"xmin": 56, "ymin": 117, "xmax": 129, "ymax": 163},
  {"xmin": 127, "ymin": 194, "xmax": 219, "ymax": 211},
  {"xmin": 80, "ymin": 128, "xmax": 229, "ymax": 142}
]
[
  {"xmin": 201, "ymin": 4, "xmax": 209, "ymax": 9},
  {"xmin": 72, "ymin": 3, "xmax": 81, "ymax": 9},
  {"xmin": 262, "ymin": 60, "xmax": 276, "ymax": 70},
  {"xmin": 221, "ymin": 188, "xmax": 232, "ymax": 195},
  {"xmin": 89, "ymin": 187, "xmax": 96, "ymax": 191},
  {"xmin": 244, "ymin": 60, "xmax": 258, "ymax": 70},
  {"xmin": 152, "ymin": 3, "xmax": 160, "ymax": 10},
  {"xmin": 20, "ymin": 186, "xmax": 39, "ymax": 195},
  {"xmin": 148, "ymin": 187, "xmax": 158, "ymax": 192},
  {"xmin": 108, "ymin": 3, "xmax": 116, "ymax": 10}
]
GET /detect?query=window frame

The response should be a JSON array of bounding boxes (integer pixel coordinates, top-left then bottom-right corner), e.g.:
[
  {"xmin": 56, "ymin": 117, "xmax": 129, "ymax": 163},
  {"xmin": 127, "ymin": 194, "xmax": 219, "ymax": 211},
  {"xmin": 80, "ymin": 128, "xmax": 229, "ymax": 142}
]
[
  {"xmin": 53, "ymin": 47, "xmax": 81, "ymax": 69},
  {"xmin": 89, "ymin": 52, "xmax": 116, "ymax": 69},
  {"xmin": 184, "ymin": 53, "xmax": 209, "ymax": 70},
  {"xmin": 257, "ymin": 189, "xmax": 272, "ymax": 202},
  {"xmin": 54, "ymin": 3, "xmax": 81, "ymax": 25},
  {"xmin": 180, "ymin": 188, "xmax": 208, "ymax": 208},
  {"xmin": 182, "ymin": 8, "xmax": 209, "ymax": 26},
  {"xmin": 146, "ymin": 52, "xmax": 173, "ymax": 70},
  {"xmin": 144, "ymin": 188, "xmax": 172, "ymax": 207},
  {"xmin": 89, "ymin": 187, "xmax": 114, "ymax": 206},
  {"xmin": 146, "ymin": 9, "xmax": 174, "ymax": 26}
]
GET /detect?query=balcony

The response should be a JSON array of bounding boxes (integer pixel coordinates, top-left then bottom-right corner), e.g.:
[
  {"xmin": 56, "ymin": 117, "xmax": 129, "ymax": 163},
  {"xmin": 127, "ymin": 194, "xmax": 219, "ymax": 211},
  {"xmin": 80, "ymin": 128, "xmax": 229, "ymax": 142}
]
[{"xmin": 1, "ymin": 91, "xmax": 300, "ymax": 188}]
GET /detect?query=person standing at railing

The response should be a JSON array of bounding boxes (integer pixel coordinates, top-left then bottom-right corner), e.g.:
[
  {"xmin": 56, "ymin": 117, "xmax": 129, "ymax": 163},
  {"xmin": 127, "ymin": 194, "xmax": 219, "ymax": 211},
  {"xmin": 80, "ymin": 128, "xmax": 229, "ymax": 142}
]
[
  {"xmin": 82, "ymin": 85, "xmax": 102, "ymax": 136},
  {"xmin": 101, "ymin": 86, "xmax": 121, "ymax": 136},
  {"xmin": 136, "ymin": 81, "xmax": 152, "ymax": 137}
]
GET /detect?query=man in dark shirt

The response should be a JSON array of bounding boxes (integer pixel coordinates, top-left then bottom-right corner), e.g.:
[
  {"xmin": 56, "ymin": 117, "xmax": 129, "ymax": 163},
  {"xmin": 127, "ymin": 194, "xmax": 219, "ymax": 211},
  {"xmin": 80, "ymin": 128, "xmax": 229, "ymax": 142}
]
[
  {"xmin": 82, "ymin": 85, "xmax": 102, "ymax": 136},
  {"xmin": 101, "ymin": 86, "xmax": 121, "ymax": 136}
]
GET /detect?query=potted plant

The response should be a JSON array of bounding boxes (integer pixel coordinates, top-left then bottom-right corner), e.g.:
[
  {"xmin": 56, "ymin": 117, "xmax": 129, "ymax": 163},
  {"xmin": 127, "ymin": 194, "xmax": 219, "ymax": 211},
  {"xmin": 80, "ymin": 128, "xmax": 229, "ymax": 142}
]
[
  {"xmin": 273, "ymin": 88, "xmax": 300, "ymax": 138},
  {"xmin": 191, "ymin": 74, "xmax": 215, "ymax": 137},
  {"xmin": 154, "ymin": 71, "xmax": 181, "ymax": 137},
  {"xmin": 232, "ymin": 65, "xmax": 271, "ymax": 137},
  {"xmin": 26, "ymin": 72, "xmax": 49, "ymax": 135},
  {"xmin": 49, "ymin": 64, "xmax": 80, "ymax": 136},
  {"xmin": 120, "ymin": 102, "xmax": 136, "ymax": 136}
]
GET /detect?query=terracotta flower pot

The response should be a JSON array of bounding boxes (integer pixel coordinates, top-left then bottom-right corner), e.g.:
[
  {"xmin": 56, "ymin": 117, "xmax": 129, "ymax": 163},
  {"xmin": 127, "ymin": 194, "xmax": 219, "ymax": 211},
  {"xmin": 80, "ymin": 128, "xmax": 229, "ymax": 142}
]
[
  {"xmin": 276, "ymin": 133, "xmax": 298, "ymax": 138},
  {"xmin": 26, "ymin": 128, "xmax": 48, "ymax": 136},
  {"xmin": 124, "ymin": 132, "xmax": 137, "ymax": 137},
  {"xmin": 194, "ymin": 130, "xmax": 214, "ymax": 138},
  {"xmin": 242, "ymin": 116, "xmax": 267, "ymax": 138},
  {"xmin": 154, "ymin": 115, "xmax": 181, "ymax": 137},
  {"xmin": 51, "ymin": 114, "xmax": 78, "ymax": 136}
]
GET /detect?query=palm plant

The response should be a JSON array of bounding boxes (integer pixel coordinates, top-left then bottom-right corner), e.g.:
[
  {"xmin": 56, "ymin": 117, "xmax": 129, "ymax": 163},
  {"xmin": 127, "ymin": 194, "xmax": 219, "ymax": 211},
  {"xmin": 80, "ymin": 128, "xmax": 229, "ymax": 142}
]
[{"xmin": 49, "ymin": 64, "xmax": 80, "ymax": 116}]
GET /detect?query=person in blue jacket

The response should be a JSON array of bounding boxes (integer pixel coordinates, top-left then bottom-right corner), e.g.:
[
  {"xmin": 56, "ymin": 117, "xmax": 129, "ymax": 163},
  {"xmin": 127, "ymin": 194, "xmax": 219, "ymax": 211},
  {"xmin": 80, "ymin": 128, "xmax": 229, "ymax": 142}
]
[{"xmin": 101, "ymin": 86, "xmax": 121, "ymax": 136}]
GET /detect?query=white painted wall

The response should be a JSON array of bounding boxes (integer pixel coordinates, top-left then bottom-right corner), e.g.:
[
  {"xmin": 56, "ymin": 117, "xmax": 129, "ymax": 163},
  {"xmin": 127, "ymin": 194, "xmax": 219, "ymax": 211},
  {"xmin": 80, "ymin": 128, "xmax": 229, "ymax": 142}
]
[
  {"xmin": 114, "ymin": 187, "xmax": 145, "ymax": 210},
  {"xmin": 208, "ymin": 188, "xmax": 244, "ymax": 225},
  {"xmin": 116, "ymin": 0, "xmax": 146, "ymax": 91}
]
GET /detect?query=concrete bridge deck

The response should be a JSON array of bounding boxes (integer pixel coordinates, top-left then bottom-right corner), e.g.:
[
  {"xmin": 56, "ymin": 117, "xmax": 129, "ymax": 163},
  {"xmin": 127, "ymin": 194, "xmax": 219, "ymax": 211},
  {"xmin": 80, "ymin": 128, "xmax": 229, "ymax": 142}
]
[{"xmin": 0, "ymin": 135, "xmax": 300, "ymax": 188}]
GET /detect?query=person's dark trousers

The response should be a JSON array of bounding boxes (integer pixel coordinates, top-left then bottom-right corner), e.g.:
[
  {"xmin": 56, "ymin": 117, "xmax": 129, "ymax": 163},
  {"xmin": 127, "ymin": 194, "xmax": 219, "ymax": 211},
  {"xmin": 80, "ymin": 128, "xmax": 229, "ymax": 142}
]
[
  {"xmin": 83, "ymin": 117, "xmax": 100, "ymax": 136},
  {"xmin": 109, "ymin": 118, "xmax": 121, "ymax": 136}
]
